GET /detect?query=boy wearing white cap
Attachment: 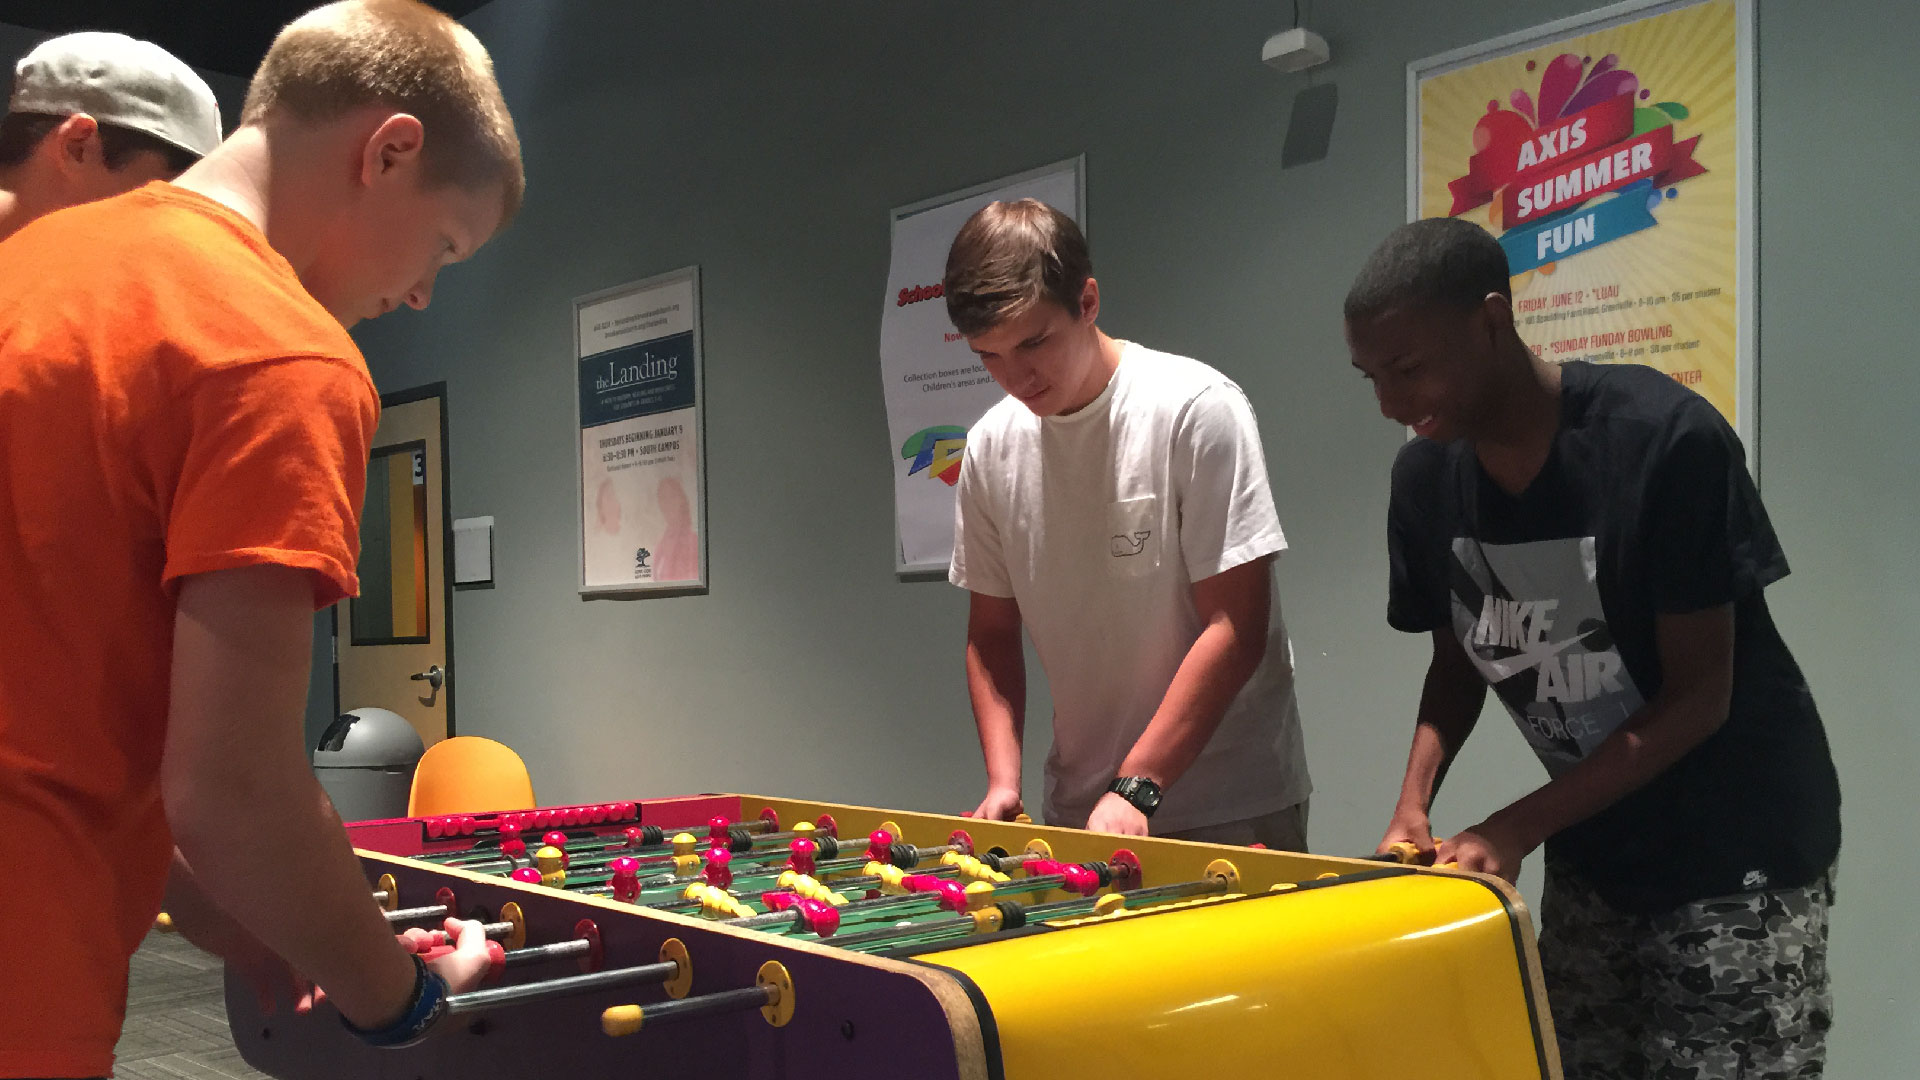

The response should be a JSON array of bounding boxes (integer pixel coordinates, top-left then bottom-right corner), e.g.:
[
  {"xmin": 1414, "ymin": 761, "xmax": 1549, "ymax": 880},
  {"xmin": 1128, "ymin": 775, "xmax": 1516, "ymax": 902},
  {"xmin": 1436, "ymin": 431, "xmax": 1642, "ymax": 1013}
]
[{"xmin": 0, "ymin": 31, "xmax": 223, "ymax": 241}]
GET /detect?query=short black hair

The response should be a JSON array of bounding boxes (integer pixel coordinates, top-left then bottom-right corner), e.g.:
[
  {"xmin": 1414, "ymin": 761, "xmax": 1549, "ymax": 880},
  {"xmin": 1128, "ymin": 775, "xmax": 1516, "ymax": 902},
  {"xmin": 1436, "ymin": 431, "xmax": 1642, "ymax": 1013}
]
[
  {"xmin": 1344, "ymin": 217, "xmax": 1511, "ymax": 323},
  {"xmin": 0, "ymin": 111, "xmax": 199, "ymax": 174}
]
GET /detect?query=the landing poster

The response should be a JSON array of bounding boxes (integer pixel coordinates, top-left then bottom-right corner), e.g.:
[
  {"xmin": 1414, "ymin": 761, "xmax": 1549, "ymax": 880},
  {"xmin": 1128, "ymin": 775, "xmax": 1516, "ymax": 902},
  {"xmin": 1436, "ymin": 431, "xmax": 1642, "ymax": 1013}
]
[
  {"xmin": 574, "ymin": 267, "xmax": 705, "ymax": 595},
  {"xmin": 1411, "ymin": 0, "xmax": 1754, "ymax": 453}
]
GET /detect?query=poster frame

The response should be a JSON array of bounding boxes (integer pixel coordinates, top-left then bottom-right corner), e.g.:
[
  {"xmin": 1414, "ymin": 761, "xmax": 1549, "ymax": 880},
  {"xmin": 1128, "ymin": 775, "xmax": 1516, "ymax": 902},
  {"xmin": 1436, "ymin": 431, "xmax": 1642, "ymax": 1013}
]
[{"xmin": 572, "ymin": 264, "xmax": 708, "ymax": 598}]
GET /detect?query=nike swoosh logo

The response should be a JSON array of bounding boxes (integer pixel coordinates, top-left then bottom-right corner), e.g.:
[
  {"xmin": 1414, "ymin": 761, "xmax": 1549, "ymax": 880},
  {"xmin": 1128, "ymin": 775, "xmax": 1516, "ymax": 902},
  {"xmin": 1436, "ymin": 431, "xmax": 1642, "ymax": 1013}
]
[{"xmin": 1478, "ymin": 633, "xmax": 1588, "ymax": 681}]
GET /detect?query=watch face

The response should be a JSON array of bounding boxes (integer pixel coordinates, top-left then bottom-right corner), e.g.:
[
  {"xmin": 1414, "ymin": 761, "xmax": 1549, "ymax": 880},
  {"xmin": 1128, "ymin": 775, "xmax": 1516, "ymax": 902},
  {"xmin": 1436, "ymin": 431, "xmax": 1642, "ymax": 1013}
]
[{"xmin": 1111, "ymin": 777, "xmax": 1161, "ymax": 814}]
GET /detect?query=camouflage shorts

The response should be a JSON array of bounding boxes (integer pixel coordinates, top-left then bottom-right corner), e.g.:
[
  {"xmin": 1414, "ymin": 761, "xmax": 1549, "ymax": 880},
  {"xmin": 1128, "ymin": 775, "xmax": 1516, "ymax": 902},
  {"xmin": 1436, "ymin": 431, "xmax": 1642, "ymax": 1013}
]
[{"xmin": 1539, "ymin": 857, "xmax": 1834, "ymax": 1079}]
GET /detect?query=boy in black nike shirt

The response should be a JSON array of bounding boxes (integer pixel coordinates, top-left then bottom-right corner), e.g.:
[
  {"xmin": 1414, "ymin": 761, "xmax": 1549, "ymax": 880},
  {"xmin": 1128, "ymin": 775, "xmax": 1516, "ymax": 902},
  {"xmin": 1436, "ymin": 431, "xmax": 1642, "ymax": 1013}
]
[{"xmin": 1346, "ymin": 217, "xmax": 1839, "ymax": 1079}]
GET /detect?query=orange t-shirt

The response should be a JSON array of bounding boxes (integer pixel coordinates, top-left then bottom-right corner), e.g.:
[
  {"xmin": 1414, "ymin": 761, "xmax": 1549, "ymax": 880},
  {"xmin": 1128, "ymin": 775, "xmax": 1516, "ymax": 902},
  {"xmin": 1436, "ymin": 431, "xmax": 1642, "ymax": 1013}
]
[{"xmin": 0, "ymin": 183, "xmax": 378, "ymax": 1077}]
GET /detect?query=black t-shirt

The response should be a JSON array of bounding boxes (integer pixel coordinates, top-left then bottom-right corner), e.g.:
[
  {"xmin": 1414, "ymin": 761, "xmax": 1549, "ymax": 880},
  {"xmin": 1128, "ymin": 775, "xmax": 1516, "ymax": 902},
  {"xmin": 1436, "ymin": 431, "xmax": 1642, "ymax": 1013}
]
[{"xmin": 1387, "ymin": 360, "xmax": 1840, "ymax": 913}]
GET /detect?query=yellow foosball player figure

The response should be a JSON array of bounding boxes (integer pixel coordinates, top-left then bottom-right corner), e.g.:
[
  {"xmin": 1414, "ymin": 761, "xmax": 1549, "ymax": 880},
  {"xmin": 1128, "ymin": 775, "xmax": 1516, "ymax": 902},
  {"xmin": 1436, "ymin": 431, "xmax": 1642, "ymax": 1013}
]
[
  {"xmin": 1345, "ymin": 217, "xmax": 1841, "ymax": 1079},
  {"xmin": 943, "ymin": 198, "xmax": 1311, "ymax": 847},
  {"xmin": 0, "ymin": 3, "xmax": 525, "ymax": 1075}
]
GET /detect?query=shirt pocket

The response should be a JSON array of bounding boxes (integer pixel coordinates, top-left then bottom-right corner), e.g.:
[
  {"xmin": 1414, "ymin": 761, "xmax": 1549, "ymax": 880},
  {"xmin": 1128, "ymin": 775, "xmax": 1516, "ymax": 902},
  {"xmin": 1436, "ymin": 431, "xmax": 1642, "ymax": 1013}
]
[{"xmin": 1107, "ymin": 495, "xmax": 1161, "ymax": 578}]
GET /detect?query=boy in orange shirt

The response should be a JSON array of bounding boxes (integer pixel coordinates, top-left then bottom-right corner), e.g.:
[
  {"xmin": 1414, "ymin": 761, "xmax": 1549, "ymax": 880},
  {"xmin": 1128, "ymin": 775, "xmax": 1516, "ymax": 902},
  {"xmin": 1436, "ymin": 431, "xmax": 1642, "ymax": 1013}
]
[{"xmin": 0, "ymin": 2, "xmax": 525, "ymax": 1075}]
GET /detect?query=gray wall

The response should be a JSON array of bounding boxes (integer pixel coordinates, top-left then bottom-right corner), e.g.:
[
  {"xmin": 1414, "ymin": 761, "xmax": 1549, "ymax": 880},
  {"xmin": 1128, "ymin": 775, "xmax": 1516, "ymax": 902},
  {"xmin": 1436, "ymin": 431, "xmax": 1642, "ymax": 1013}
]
[{"xmin": 342, "ymin": 1, "xmax": 1914, "ymax": 1074}]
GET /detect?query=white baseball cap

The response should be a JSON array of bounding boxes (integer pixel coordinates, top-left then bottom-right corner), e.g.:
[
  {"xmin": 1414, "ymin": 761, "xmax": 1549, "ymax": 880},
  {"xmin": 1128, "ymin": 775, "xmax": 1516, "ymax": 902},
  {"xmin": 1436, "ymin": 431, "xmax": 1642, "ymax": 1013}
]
[{"xmin": 10, "ymin": 31, "xmax": 222, "ymax": 159}]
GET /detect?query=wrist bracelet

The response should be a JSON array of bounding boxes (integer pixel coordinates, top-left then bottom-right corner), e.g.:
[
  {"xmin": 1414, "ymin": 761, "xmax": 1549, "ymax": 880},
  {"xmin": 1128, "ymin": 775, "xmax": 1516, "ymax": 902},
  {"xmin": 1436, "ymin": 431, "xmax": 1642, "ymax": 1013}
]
[{"xmin": 343, "ymin": 953, "xmax": 449, "ymax": 1048}]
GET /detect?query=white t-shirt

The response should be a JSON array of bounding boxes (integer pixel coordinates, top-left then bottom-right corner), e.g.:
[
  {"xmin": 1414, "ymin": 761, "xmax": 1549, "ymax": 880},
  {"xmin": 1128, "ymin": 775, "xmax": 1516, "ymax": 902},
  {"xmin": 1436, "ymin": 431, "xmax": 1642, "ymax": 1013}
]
[{"xmin": 949, "ymin": 342, "xmax": 1310, "ymax": 834}]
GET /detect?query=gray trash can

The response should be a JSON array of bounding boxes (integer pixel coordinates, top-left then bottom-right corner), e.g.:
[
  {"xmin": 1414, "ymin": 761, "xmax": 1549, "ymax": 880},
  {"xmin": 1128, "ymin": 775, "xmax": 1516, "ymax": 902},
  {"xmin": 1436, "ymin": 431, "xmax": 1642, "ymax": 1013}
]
[{"xmin": 313, "ymin": 707, "xmax": 426, "ymax": 823}]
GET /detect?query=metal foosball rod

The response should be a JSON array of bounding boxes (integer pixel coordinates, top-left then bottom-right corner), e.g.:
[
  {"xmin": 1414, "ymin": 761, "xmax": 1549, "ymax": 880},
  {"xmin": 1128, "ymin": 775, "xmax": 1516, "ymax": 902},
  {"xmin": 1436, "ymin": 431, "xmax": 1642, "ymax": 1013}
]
[
  {"xmin": 482, "ymin": 823, "xmax": 937, "ymax": 900},
  {"xmin": 158, "ymin": 881, "xmax": 401, "ymax": 933},
  {"xmin": 563, "ymin": 840, "xmax": 1114, "ymax": 940},
  {"xmin": 858, "ymin": 860, "xmax": 1247, "ymax": 955},
  {"xmin": 521, "ymin": 842, "xmax": 729, "ymax": 899},
  {"xmin": 707, "ymin": 895, "xmax": 846, "ymax": 937},
  {"xmin": 609, "ymin": 830, "xmax": 942, "ymax": 896},
  {"xmin": 412, "ymin": 918, "xmax": 602, "ymax": 979},
  {"xmin": 400, "ymin": 915, "xmax": 521, "ymax": 941},
  {"xmin": 725, "ymin": 856, "xmax": 1107, "ymax": 940},
  {"xmin": 510, "ymin": 834, "xmax": 1027, "ymax": 937},
  {"xmin": 655, "ymin": 861, "xmax": 970, "ymax": 927},
  {"xmin": 442, "ymin": 811, "xmax": 826, "ymax": 875},
  {"xmin": 822, "ymin": 846, "xmax": 1019, "ymax": 895},
  {"xmin": 421, "ymin": 812, "xmax": 686, "ymax": 866},
  {"xmin": 816, "ymin": 860, "xmax": 1104, "ymax": 936},
  {"xmin": 549, "ymin": 834, "xmax": 906, "ymax": 899},
  {"xmin": 445, "ymin": 939, "xmax": 694, "ymax": 1018},
  {"xmin": 385, "ymin": 903, "xmax": 459, "ymax": 925},
  {"xmin": 570, "ymin": 848, "xmax": 769, "ymax": 899},
  {"xmin": 600, "ymin": 960, "xmax": 793, "ymax": 1036},
  {"xmin": 641, "ymin": 831, "xmax": 925, "ymax": 897},
  {"xmin": 564, "ymin": 816, "xmax": 850, "ymax": 877},
  {"xmin": 398, "ymin": 901, "xmax": 530, "ymax": 952},
  {"xmin": 543, "ymin": 821, "xmax": 771, "ymax": 868},
  {"xmin": 382, "ymin": 881, "xmax": 468, "ymax": 924},
  {"xmin": 561, "ymin": 830, "xmax": 804, "ymax": 882},
  {"xmin": 691, "ymin": 830, "xmax": 991, "ymax": 900},
  {"xmin": 572, "ymin": 829, "xmax": 908, "ymax": 901},
  {"xmin": 638, "ymin": 845, "xmax": 1116, "ymax": 935},
  {"xmin": 417, "ymin": 802, "xmax": 644, "ymax": 845},
  {"xmin": 796, "ymin": 828, "xmax": 975, "ymax": 879},
  {"xmin": 431, "ymin": 825, "xmax": 653, "ymax": 871}
]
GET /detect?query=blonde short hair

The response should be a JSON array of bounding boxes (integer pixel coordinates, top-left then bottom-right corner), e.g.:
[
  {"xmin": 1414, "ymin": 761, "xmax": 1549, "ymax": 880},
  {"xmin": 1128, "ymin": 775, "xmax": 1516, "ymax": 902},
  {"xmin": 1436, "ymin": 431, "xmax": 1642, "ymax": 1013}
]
[{"xmin": 241, "ymin": 0, "xmax": 523, "ymax": 222}]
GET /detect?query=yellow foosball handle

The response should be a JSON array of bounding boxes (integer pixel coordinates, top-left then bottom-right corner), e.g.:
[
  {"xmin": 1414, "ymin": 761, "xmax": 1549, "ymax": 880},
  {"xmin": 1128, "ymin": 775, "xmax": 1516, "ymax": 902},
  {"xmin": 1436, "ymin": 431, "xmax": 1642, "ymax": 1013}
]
[
  {"xmin": 1370, "ymin": 839, "xmax": 1459, "ymax": 868},
  {"xmin": 1013, "ymin": 813, "xmax": 1032, "ymax": 824},
  {"xmin": 602, "ymin": 1004, "xmax": 645, "ymax": 1037},
  {"xmin": 1382, "ymin": 840, "xmax": 1422, "ymax": 864}
]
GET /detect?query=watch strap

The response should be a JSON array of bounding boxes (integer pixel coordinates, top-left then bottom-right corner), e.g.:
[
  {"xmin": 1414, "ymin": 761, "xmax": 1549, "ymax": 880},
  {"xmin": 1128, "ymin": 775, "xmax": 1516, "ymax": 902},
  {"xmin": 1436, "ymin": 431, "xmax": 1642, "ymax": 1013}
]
[{"xmin": 343, "ymin": 953, "xmax": 449, "ymax": 1048}]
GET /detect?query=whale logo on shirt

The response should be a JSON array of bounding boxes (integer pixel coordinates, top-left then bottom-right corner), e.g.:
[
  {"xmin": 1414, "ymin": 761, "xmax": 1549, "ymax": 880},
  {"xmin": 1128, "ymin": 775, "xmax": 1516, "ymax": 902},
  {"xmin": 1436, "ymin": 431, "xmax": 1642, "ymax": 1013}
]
[{"xmin": 1111, "ymin": 531, "xmax": 1150, "ymax": 557}]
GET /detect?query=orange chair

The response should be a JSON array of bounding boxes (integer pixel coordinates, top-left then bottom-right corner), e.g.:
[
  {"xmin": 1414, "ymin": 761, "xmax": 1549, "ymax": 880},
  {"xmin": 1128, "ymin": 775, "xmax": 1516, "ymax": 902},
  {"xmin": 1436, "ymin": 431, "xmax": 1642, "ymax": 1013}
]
[{"xmin": 407, "ymin": 736, "xmax": 537, "ymax": 817}]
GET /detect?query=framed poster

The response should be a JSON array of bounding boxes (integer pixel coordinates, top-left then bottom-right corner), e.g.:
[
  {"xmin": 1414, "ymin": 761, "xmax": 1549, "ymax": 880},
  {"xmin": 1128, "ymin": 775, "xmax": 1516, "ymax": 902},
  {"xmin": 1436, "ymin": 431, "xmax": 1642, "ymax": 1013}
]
[
  {"xmin": 1410, "ymin": 0, "xmax": 1755, "ymax": 458},
  {"xmin": 573, "ymin": 266, "xmax": 706, "ymax": 596},
  {"xmin": 880, "ymin": 156, "xmax": 1085, "ymax": 575}
]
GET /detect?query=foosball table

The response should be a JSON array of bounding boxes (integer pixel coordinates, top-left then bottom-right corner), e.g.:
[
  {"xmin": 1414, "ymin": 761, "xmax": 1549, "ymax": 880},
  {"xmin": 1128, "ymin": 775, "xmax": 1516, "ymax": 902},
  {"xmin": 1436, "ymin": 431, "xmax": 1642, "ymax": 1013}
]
[{"xmin": 226, "ymin": 794, "xmax": 1562, "ymax": 1079}]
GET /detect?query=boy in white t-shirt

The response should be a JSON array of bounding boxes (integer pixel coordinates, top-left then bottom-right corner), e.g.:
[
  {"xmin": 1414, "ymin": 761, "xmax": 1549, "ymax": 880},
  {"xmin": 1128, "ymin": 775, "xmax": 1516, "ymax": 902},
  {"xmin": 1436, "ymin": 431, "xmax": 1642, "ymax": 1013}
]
[{"xmin": 944, "ymin": 198, "xmax": 1310, "ymax": 843}]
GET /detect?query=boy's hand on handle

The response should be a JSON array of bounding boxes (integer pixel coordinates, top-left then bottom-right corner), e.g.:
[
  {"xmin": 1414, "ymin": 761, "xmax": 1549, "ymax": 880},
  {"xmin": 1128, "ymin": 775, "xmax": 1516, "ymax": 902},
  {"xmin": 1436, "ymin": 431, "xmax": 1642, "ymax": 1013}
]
[
  {"xmin": 1086, "ymin": 792, "xmax": 1150, "ymax": 837},
  {"xmin": 296, "ymin": 917, "xmax": 494, "ymax": 1017},
  {"xmin": 1434, "ymin": 817, "xmax": 1528, "ymax": 884},
  {"xmin": 413, "ymin": 917, "xmax": 493, "ymax": 994},
  {"xmin": 963, "ymin": 786, "xmax": 1025, "ymax": 821},
  {"xmin": 1376, "ymin": 805, "xmax": 1438, "ymax": 864}
]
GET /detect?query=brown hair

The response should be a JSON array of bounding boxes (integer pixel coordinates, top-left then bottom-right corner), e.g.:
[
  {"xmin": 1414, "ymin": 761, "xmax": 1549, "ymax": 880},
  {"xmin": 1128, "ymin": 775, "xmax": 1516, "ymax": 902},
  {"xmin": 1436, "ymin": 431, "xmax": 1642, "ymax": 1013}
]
[
  {"xmin": 942, "ymin": 198, "xmax": 1091, "ymax": 336},
  {"xmin": 240, "ymin": 0, "xmax": 524, "ymax": 222},
  {"xmin": 0, "ymin": 112, "xmax": 198, "ymax": 174}
]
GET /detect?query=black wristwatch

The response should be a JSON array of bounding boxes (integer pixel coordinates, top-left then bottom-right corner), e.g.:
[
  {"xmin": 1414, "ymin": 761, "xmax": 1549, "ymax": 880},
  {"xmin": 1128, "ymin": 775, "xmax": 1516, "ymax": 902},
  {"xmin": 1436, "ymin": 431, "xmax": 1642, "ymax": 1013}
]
[{"xmin": 1107, "ymin": 776, "xmax": 1163, "ymax": 818}]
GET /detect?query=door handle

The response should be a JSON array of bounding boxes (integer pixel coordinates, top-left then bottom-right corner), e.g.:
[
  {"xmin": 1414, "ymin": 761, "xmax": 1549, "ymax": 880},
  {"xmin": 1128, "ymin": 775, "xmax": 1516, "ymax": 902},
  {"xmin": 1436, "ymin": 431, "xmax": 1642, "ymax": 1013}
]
[{"xmin": 410, "ymin": 665, "xmax": 445, "ymax": 692}]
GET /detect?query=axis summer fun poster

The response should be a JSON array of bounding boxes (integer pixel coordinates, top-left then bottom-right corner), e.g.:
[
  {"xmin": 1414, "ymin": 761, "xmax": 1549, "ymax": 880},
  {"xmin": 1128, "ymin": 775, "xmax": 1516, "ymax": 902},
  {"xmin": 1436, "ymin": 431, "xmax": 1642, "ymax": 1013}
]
[{"xmin": 1417, "ymin": 0, "xmax": 1747, "ymax": 434}]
